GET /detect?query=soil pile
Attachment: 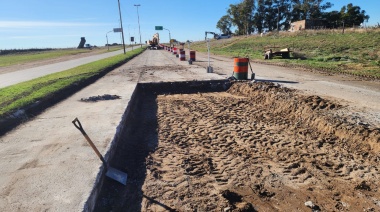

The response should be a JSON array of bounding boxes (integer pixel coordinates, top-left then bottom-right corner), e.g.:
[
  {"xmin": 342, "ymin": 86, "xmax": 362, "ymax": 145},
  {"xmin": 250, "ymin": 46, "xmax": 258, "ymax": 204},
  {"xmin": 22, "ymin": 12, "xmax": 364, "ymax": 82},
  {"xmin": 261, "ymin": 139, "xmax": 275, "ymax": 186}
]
[{"xmin": 142, "ymin": 82, "xmax": 380, "ymax": 211}]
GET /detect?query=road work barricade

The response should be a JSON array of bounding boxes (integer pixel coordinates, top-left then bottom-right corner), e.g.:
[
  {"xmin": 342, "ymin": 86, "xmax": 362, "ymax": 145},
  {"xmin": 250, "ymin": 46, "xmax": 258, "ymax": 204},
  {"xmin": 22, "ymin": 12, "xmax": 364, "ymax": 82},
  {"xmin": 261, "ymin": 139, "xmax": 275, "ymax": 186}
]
[
  {"xmin": 190, "ymin": 51, "xmax": 196, "ymax": 61},
  {"xmin": 180, "ymin": 50, "xmax": 186, "ymax": 61},
  {"xmin": 233, "ymin": 58, "xmax": 248, "ymax": 80}
]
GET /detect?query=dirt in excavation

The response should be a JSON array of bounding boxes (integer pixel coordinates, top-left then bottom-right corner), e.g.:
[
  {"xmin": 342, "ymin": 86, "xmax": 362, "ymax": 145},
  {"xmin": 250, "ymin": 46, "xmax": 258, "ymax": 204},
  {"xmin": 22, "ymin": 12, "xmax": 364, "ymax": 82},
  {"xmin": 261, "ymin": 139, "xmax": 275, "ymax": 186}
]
[{"xmin": 97, "ymin": 82, "xmax": 380, "ymax": 211}]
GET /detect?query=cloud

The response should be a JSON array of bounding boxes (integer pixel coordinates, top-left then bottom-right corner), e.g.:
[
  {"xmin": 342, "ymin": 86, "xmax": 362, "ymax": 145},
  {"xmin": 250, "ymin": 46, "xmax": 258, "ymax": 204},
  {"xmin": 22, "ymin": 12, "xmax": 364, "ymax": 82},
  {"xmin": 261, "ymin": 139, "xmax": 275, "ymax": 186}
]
[
  {"xmin": 0, "ymin": 21, "xmax": 110, "ymax": 28},
  {"xmin": 10, "ymin": 34, "xmax": 81, "ymax": 39}
]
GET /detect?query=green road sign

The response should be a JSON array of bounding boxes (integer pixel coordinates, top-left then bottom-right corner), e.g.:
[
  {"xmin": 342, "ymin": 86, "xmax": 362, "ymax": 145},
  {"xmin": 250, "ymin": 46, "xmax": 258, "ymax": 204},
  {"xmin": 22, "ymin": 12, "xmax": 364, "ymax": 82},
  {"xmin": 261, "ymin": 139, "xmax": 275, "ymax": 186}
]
[{"xmin": 155, "ymin": 26, "xmax": 163, "ymax": 30}]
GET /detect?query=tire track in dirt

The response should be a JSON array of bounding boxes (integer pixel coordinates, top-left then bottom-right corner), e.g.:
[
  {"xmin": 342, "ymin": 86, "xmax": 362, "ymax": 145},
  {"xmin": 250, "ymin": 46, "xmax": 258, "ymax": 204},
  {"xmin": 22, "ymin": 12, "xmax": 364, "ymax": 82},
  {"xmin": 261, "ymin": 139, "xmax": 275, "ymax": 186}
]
[{"xmin": 142, "ymin": 82, "xmax": 380, "ymax": 211}]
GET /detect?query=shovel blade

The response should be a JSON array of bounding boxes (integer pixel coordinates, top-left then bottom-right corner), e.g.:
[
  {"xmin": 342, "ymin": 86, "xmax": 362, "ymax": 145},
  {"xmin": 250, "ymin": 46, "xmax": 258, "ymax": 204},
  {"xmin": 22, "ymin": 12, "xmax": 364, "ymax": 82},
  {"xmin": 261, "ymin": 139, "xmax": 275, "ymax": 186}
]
[{"xmin": 106, "ymin": 167, "xmax": 128, "ymax": 185}]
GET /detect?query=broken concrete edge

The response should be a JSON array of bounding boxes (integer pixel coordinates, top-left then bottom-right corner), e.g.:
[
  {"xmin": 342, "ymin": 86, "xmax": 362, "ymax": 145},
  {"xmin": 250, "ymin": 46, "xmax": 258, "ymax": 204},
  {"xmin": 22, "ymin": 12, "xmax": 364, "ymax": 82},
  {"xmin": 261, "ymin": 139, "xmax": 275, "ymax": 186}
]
[
  {"xmin": 82, "ymin": 83, "xmax": 141, "ymax": 212},
  {"xmin": 0, "ymin": 50, "xmax": 145, "ymax": 137},
  {"xmin": 83, "ymin": 79, "xmax": 234, "ymax": 211},
  {"xmin": 137, "ymin": 79, "xmax": 233, "ymax": 96}
]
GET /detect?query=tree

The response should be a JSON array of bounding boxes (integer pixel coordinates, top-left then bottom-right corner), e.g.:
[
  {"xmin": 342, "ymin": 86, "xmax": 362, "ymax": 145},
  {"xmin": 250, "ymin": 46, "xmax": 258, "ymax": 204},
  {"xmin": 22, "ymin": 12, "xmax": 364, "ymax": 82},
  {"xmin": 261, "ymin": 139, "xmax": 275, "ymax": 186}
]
[
  {"xmin": 290, "ymin": 0, "xmax": 332, "ymax": 21},
  {"xmin": 227, "ymin": 0, "xmax": 256, "ymax": 35},
  {"xmin": 252, "ymin": 0, "xmax": 292, "ymax": 32},
  {"xmin": 217, "ymin": 15, "xmax": 233, "ymax": 34},
  {"xmin": 253, "ymin": 0, "xmax": 265, "ymax": 33},
  {"xmin": 322, "ymin": 10, "xmax": 341, "ymax": 28},
  {"xmin": 340, "ymin": 3, "xmax": 369, "ymax": 27},
  {"xmin": 262, "ymin": 0, "xmax": 277, "ymax": 31}
]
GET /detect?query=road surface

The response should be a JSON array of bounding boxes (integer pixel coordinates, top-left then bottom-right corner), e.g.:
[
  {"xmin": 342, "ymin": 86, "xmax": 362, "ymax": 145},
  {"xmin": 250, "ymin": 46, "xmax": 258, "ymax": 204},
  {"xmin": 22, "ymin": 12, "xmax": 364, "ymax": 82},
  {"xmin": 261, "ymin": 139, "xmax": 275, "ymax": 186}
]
[{"xmin": 0, "ymin": 47, "xmax": 138, "ymax": 89}]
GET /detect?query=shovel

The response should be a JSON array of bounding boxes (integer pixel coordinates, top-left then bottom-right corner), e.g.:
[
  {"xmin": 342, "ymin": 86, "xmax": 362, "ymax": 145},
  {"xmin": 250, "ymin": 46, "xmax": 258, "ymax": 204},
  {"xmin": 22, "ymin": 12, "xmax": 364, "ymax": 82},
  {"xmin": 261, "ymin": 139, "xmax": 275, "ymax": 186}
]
[
  {"xmin": 72, "ymin": 118, "xmax": 127, "ymax": 185},
  {"xmin": 247, "ymin": 57, "xmax": 255, "ymax": 80}
]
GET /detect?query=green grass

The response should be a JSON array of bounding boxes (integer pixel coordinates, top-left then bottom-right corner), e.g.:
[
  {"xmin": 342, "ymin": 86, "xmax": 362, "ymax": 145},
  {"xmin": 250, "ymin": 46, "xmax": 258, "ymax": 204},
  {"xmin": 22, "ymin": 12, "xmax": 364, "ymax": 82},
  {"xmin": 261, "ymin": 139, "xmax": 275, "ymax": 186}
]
[
  {"xmin": 191, "ymin": 28, "xmax": 380, "ymax": 78},
  {"xmin": 0, "ymin": 46, "xmax": 124, "ymax": 67},
  {"xmin": 0, "ymin": 47, "xmax": 144, "ymax": 116}
]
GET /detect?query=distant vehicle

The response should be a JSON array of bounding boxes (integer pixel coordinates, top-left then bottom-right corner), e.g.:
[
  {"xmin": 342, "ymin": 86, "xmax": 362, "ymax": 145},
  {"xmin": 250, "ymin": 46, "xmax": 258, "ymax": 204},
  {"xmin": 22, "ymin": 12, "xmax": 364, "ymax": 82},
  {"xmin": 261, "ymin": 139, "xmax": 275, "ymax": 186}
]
[
  {"xmin": 205, "ymin": 32, "xmax": 231, "ymax": 40},
  {"xmin": 84, "ymin": 44, "xmax": 92, "ymax": 48},
  {"xmin": 148, "ymin": 33, "xmax": 162, "ymax": 50},
  {"xmin": 215, "ymin": 34, "xmax": 231, "ymax": 39}
]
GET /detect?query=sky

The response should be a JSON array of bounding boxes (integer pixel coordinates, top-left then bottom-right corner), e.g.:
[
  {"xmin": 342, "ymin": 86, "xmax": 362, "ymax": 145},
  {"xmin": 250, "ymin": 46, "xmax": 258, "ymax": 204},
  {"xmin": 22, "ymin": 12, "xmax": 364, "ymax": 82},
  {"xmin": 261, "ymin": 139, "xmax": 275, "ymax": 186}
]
[{"xmin": 0, "ymin": 0, "xmax": 379, "ymax": 49}]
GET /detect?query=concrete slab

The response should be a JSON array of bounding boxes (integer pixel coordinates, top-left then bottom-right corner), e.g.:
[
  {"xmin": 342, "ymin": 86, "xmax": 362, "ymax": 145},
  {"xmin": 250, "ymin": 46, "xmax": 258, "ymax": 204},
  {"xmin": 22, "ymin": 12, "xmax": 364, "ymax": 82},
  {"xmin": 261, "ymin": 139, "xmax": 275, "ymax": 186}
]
[
  {"xmin": 0, "ymin": 70, "xmax": 137, "ymax": 211},
  {"xmin": 0, "ymin": 49, "xmax": 224, "ymax": 211}
]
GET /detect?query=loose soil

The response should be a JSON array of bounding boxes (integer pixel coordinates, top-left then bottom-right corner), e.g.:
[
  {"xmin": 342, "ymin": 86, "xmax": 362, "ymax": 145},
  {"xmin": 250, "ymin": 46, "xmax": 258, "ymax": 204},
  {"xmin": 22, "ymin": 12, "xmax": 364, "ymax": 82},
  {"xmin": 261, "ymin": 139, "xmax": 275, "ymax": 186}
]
[{"xmin": 95, "ymin": 82, "xmax": 380, "ymax": 211}]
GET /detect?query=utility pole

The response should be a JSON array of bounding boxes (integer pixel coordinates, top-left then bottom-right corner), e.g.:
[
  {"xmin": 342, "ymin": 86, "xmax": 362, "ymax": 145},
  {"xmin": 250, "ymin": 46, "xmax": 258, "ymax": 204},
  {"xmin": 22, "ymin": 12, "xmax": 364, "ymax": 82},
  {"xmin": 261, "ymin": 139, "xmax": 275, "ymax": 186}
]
[
  {"xmin": 117, "ymin": 0, "xmax": 126, "ymax": 54},
  {"xmin": 342, "ymin": 20, "xmax": 345, "ymax": 34},
  {"xmin": 277, "ymin": 6, "xmax": 279, "ymax": 32},
  {"xmin": 134, "ymin": 4, "xmax": 142, "ymax": 48}
]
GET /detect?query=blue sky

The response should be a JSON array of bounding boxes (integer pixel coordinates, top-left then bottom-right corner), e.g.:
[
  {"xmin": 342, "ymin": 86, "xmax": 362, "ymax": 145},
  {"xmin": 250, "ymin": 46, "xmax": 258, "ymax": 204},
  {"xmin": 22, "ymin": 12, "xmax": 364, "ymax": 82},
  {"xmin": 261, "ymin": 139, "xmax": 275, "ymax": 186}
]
[{"xmin": 0, "ymin": 0, "xmax": 378, "ymax": 49}]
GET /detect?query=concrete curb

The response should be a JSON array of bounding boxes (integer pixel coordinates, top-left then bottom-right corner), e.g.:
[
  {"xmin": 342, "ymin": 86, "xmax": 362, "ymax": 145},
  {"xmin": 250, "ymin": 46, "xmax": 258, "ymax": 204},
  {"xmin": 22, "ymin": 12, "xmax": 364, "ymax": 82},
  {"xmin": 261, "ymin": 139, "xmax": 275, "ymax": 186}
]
[{"xmin": 83, "ymin": 82, "xmax": 141, "ymax": 211}]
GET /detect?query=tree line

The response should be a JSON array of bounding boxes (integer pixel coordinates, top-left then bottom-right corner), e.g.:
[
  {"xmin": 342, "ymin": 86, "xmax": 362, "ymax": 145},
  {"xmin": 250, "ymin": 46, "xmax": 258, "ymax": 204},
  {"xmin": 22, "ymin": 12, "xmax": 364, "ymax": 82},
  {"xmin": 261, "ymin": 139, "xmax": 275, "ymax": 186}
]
[{"xmin": 216, "ymin": 0, "xmax": 370, "ymax": 35}]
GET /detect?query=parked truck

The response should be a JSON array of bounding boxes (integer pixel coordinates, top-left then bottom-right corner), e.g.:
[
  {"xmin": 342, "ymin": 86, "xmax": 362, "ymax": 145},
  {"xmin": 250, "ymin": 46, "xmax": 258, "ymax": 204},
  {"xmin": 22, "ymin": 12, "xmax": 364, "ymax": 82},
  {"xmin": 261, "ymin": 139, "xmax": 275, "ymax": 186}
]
[{"xmin": 148, "ymin": 33, "xmax": 161, "ymax": 50}]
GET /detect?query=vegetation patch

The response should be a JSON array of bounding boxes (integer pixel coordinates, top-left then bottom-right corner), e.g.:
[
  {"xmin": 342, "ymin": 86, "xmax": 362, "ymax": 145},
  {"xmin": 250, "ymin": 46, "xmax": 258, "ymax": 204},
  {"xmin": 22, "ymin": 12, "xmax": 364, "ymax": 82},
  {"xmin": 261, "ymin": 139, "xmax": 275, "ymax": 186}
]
[{"xmin": 191, "ymin": 29, "xmax": 380, "ymax": 79}]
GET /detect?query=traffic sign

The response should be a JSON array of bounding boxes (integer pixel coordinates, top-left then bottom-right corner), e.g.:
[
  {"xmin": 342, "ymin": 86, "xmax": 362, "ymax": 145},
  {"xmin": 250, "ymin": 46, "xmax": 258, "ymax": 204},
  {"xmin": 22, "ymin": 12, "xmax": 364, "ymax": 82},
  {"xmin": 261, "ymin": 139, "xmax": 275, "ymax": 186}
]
[{"xmin": 155, "ymin": 26, "xmax": 163, "ymax": 30}]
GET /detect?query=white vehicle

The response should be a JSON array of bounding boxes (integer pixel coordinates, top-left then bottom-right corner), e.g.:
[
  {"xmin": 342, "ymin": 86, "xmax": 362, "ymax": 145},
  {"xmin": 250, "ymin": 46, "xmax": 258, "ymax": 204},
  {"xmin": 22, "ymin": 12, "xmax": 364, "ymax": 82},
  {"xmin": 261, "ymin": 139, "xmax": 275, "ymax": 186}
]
[{"xmin": 215, "ymin": 34, "xmax": 231, "ymax": 39}]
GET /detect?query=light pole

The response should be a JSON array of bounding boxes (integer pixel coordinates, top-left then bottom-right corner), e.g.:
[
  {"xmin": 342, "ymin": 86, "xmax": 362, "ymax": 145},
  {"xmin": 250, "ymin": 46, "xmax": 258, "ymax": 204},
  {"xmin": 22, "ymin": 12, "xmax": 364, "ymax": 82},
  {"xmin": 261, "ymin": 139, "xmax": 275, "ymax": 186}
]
[
  {"xmin": 134, "ymin": 4, "xmax": 142, "ymax": 48},
  {"xmin": 163, "ymin": 28, "xmax": 171, "ymax": 46},
  {"xmin": 106, "ymin": 30, "xmax": 112, "ymax": 51},
  {"xmin": 277, "ymin": 6, "xmax": 279, "ymax": 31},
  {"xmin": 117, "ymin": 0, "xmax": 126, "ymax": 54}
]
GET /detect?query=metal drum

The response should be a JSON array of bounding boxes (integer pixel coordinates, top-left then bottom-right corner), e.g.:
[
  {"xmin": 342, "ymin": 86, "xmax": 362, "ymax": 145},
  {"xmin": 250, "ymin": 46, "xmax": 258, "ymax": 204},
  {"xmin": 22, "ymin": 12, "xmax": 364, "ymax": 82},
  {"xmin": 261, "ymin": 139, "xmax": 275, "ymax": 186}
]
[
  {"xmin": 180, "ymin": 50, "xmax": 186, "ymax": 61},
  {"xmin": 190, "ymin": 51, "xmax": 196, "ymax": 61},
  {"xmin": 233, "ymin": 58, "xmax": 248, "ymax": 80}
]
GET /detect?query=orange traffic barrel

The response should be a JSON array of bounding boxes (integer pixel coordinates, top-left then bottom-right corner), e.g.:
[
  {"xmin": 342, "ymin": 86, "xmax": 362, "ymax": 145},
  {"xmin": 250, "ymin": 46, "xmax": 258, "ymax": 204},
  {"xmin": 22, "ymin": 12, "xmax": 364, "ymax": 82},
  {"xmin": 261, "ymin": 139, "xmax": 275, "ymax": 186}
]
[
  {"xmin": 233, "ymin": 58, "xmax": 248, "ymax": 80},
  {"xmin": 190, "ymin": 51, "xmax": 196, "ymax": 61},
  {"xmin": 180, "ymin": 50, "xmax": 186, "ymax": 61}
]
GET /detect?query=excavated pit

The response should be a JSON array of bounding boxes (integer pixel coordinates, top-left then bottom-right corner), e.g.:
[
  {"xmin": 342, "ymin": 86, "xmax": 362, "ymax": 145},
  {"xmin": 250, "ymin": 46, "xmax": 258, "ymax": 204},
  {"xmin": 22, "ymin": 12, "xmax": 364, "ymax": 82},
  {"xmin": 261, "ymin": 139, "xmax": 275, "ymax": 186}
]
[{"xmin": 93, "ymin": 81, "xmax": 380, "ymax": 212}]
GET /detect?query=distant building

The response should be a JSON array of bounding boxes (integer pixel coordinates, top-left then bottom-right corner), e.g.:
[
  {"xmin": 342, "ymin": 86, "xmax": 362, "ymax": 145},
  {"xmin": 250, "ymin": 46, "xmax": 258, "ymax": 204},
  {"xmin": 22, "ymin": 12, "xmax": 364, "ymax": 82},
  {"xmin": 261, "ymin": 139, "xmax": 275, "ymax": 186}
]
[{"xmin": 290, "ymin": 19, "xmax": 327, "ymax": 32}]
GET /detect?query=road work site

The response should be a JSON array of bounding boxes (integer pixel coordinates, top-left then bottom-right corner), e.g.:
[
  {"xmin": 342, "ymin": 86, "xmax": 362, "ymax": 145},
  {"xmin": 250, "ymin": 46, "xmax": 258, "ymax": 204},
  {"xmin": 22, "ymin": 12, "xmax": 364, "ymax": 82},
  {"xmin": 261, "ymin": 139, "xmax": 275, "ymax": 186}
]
[{"xmin": 1, "ymin": 48, "xmax": 380, "ymax": 211}]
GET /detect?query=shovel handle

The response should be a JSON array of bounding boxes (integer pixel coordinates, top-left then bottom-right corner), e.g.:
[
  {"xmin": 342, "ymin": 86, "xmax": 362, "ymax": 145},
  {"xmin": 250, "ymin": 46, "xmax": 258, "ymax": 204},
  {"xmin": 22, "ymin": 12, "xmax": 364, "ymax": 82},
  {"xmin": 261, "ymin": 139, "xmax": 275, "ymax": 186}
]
[
  {"xmin": 72, "ymin": 118, "xmax": 106, "ymax": 164},
  {"xmin": 247, "ymin": 57, "xmax": 254, "ymax": 74}
]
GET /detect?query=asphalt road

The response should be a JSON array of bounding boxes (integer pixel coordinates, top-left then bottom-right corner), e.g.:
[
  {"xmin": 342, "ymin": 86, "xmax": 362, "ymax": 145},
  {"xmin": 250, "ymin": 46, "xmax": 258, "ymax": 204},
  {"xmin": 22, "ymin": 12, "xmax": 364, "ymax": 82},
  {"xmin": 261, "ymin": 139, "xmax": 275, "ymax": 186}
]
[{"xmin": 0, "ymin": 47, "xmax": 137, "ymax": 89}]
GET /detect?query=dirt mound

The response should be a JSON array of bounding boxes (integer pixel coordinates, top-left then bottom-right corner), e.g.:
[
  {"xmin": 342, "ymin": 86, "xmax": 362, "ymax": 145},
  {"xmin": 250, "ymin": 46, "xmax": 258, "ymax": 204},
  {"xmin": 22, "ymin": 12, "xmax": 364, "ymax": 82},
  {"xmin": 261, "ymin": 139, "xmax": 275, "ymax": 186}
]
[
  {"xmin": 94, "ymin": 82, "xmax": 380, "ymax": 211},
  {"xmin": 140, "ymin": 82, "xmax": 379, "ymax": 211}
]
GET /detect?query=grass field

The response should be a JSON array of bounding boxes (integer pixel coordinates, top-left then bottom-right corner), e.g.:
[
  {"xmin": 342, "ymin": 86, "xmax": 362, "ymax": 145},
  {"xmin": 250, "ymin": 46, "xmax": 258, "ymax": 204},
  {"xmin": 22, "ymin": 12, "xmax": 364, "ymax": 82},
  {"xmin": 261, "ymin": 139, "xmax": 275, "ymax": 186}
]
[
  {"xmin": 0, "ymin": 46, "xmax": 123, "ymax": 67},
  {"xmin": 191, "ymin": 28, "xmax": 380, "ymax": 78},
  {"xmin": 0, "ymin": 47, "xmax": 144, "ymax": 117}
]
